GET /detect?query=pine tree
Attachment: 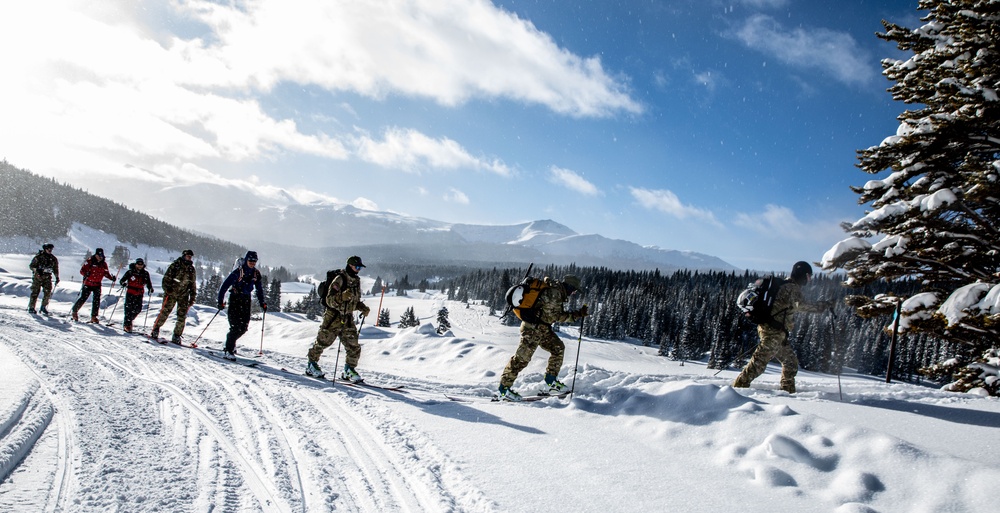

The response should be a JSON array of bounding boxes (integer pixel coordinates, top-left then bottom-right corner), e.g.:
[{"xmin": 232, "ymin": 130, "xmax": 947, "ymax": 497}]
[
  {"xmin": 436, "ymin": 307, "xmax": 451, "ymax": 334},
  {"xmin": 377, "ymin": 308, "xmax": 391, "ymax": 327},
  {"xmin": 822, "ymin": 1, "xmax": 1000, "ymax": 392},
  {"xmin": 398, "ymin": 306, "xmax": 419, "ymax": 328},
  {"xmin": 267, "ymin": 277, "xmax": 282, "ymax": 313}
]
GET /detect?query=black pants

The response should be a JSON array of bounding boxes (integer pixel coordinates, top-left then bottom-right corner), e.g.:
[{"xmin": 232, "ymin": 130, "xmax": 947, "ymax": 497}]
[
  {"xmin": 73, "ymin": 285, "xmax": 102, "ymax": 318},
  {"xmin": 225, "ymin": 294, "xmax": 252, "ymax": 353},
  {"xmin": 123, "ymin": 293, "xmax": 144, "ymax": 327}
]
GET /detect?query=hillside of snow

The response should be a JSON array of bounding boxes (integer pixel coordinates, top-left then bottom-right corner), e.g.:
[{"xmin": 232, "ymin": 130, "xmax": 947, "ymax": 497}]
[{"xmin": 0, "ymin": 246, "xmax": 998, "ymax": 512}]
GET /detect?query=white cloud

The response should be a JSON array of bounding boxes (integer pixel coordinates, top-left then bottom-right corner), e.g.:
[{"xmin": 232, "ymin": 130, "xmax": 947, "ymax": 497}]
[
  {"xmin": 734, "ymin": 204, "xmax": 844, "ymax": 241},
  {"xmin": 630, "ymin": 187, "xmax": 720, "ymax": 225},
  {"xmin": 0, "ymin": 0, "xmax": 637, "ymax": 185},
  {"xmin": 353, "ymin": 127, "xmax": 511, "ymax": 176},
  {"xmin": 734, "ymin": 14, "xmax": 876, "ymax": 87},
  {"xmin": 549, "ymin": 166, "xmax": 600, "ymax": 196},
  {"xmin": 176, "ymin": 0, "xmax": 642, "ymax": 117},
  {"xmin": 444, "ymin": 188, "xmax": 470, "ymax": 205}
]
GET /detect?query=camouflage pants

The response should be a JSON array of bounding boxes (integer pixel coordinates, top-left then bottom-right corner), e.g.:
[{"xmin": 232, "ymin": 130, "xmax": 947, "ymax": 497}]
[
  {"xmin": 733, "ymin": 327, "xmax": 798, "ymax": 393},
  {"xmin": 308, "ymin": 309, "xmax": 360, "ymax": 369},
  {"xmin": 152, "ymin": 294, "xmax": 193, "ymax": 338},
  {"xmin": 29, "ymin": 274, "xmax": 53, "ymax": 310},
  {"xmin": 500, "ymin": 323, "xmax": 565, "ymax": 388}
]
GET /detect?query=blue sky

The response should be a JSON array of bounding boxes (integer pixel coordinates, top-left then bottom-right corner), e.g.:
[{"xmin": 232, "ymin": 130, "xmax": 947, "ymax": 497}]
[{"xmin": 0, "ymin": 0, "xmax": 922, "ymax": 271}]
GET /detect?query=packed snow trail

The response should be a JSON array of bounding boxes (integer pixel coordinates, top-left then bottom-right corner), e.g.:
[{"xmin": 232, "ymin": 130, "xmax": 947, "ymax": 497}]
[{"xmin": 0, "ymin": 308, "xmax": 497, "ymax": 512}]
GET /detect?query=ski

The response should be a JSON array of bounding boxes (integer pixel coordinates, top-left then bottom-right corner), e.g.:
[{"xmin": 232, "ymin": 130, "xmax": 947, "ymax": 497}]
[
  {"xmin": 149, "ymin": 336, "xmax": 198, "ymax": 349},
  {"xmin": 491, "ymin": 390, "xmax": 573, "ymax": 403},
  {"xmin": 204, "ymin": 350, "xmax": 260, "ymax": 367},
  {"xmin": 333, "ymin": 379, "xmax": 405, "ymax": 391}
]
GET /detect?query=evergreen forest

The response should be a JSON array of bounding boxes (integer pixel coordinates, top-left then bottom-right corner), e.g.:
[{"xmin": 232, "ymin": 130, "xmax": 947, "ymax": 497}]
[{"xmin": 444, "ymin": 264, "xmax": 960, "ymax": 386}]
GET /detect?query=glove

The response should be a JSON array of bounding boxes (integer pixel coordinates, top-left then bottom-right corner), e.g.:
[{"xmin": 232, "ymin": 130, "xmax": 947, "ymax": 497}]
[
  {"xmin": 218, "ymin": 300, "xmax": 226, "ymax": 309},
  {"xmin": 148, "ymin": 287, "xmax": 154, "ymax": 295},
  {"xmin": 55, "ymin": 278, "xmax": 60, "ymax": 285},
  {"xmin": 261, "ymin": 303, "xmax": 268, "ymax": 312},
  {"xmin": 359, "ymin": 305, "xmax": 371, "ymax": 317},
  {"xmin": 578, "ymin": 304, "xmax": 589, "ymax": 318}
]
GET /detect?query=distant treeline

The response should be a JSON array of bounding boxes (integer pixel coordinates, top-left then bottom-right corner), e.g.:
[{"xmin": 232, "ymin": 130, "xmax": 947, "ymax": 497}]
[
  {"xmin": 0, "ymin": 161, "xmax": 245, "ymax": 262},
  {"xmin": 443, "ymin": 264, "xmax": 959, "ymax": 384}
]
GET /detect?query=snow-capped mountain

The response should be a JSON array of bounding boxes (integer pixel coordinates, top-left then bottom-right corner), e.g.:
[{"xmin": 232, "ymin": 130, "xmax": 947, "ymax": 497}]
[{"xmin": 84, "ymin": 177, "xmax": 736, "ymax": 272}]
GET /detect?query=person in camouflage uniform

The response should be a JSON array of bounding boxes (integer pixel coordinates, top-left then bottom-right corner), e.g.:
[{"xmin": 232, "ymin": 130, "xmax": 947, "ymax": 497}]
[
  {"xmin": 28, "ymin": 243, "xmax": 59, "ymax": 314},
  {"xmin": 150, "ymin": 249, "xmax": 198, "ymax": 343},
  {"xmin": 732, "ymin": 261, "xmax": 831, "ymax": 393},
  {"xmin": 306, "ymin": 256, "xmax": 371, "ymax": 382},
  {"xmin": 498, "ymin": 274, "xmax": 589, "ymax": 401}
]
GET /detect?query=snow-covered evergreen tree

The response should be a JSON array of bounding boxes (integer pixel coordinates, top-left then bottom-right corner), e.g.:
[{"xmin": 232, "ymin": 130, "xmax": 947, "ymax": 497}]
[
  {"xmin": 398, "ymin": 306, "xmax": 419, "ymax": 328},
  {"xmin": 267, "ymin": 277, "xmax": 282, "ymax": 313},
  {"xmin": 822, "ymin": 1, "xmax": 1000, "ymax": 393},
  {"xmin": 377, "ymin": 308, "xmax": 391, "ymax": 327},
  {"xmin": 436, "ymin": 307, "xmax": 451, "ymax": 334}
]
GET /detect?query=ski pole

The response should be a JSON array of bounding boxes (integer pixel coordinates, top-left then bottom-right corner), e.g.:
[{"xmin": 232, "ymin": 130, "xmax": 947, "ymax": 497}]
[
  {"xmin": 192, "ymin": 308, "xmax": 222, "ymax": 347},
  {"xmin": 106, "ymin": 286, "xmax": 125, "ymax": 324},
  {"xmin": 257, "ymin": 309, "xmax": 266, "ymax": 356},
  {"xmin": 830, "ymin": 308, "xmax": 843, "ymax": 401},
  {"xmin": 569, "ymin": 312, "xmax": 585, "ymax": 396},
  {"xmin": 142, "ymin": 290, "xmax": 152, "ymax": 330},
  {"xmin": 713, "ymin": 343, "xmax": 757, "ymax": 377}
]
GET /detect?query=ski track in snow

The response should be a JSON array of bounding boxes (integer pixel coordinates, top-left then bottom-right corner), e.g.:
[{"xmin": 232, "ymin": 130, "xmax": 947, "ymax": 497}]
[{"xmin": 0, "ymin": 309, "xmax": 495, "ymax": 513}]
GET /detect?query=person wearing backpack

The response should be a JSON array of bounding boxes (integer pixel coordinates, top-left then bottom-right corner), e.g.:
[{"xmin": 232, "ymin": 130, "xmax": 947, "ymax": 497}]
[
  {"xmin": 498, "ymin": 274, "xmax": 589, "ymax": 401},
  {"xmin": 732, "ymin": 261, "xmax": 831, "ymax": 393},
  {"xmin": 28, "ymin": 243, "xmax": 59, "ymax": 315},
  {"xmin": 305, "ymin": 256, "xmax": 371, "ymax": 381},
  {"xmin": 118, "ymin": 258, "xmax": 154, "ymax": 332},
  {"xmin": 71, "ymin": 248, "xmax": 115, "ymax": 322},
  {"xmin": 150, "ymin": 249, "xmax": 198, "ymax": 344},
  {"xmin": 217, "ymin": 251, "xmax": 267, "ymax": 360}
]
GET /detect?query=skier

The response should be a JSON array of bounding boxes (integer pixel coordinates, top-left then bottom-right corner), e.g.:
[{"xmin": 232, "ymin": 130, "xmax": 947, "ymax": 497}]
[
  {"xmin": 150, "ymin": 249, "xmax": 198, "ymax": 344},
  {"xmin": 71, "ymin": 248, "xmax": 115, "ymax": 322},
  {"xmin": 732, "ymin": 261, "xmax": 831, "ymax": 393},
  {"xmin": 498, "ymin": 274, "xmax": 588, "ymax": 401},
  {"xmin": 217, "ymin": 251, "xmax": 267, "ymax": 360},
  {"xmin": 28, "ymin": 243, "xmax": 59, "ymax": 315},
  {"xmin": 118, "ymin": 258, "xmax": 154, "ymax": 333},
  {"xmin": 305, "ymin": 256, "xmax": 371, "ymax": 381}
]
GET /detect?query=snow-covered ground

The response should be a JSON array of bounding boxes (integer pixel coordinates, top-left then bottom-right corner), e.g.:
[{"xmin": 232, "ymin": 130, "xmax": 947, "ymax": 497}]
[{"xmin": 1, "ymin": 250, "xmax": 998, "ymax": 513}]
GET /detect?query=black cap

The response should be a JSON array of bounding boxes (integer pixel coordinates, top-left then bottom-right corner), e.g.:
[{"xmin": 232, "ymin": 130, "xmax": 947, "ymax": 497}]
[
  {"xmin": 790, "ymin": 261, "xmax": 813, "ymax": 284},
  {"xmin": 95, "ymin": 248, "xmax": 105, "ymax": 257},
  {"xmin": 42, "ymin": 243, "xmax": 54, "ymax": 250},
  {"xmin": 135, "ymin": 258, "xmax": 145, "ymax": 265},
  {"xmin": 347, "ymin": 255, "xmax": 365, "ymax": 268},
  {"xmin": 182, "ymin": 249, "xmax": 194, "ymax": 257},
  {"xmin": 245, "ymin": 251, "xmax": 258, "ymax": 262}
]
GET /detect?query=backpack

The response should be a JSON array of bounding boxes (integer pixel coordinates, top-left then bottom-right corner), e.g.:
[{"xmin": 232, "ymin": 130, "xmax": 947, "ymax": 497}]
[
  {"xmin": 736, "ymin": 277, "xmax": 785, "ymax": 329},
  {"xmin": 317, "ymin": 269, "xmax": 344, "ymax": 308},
  {"xmin": 504, "ymin": 276, "xmax": 552, "ymax": 323}
]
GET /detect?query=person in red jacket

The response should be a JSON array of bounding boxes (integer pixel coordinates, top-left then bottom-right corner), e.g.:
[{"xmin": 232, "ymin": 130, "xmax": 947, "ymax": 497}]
[
  {"xmin": 118, "ymin": 258, "xmax": 154, "ymax": 332},
  {"xmin": 71, "ymin": 248, "xmax": 115, "ymax": 322}
]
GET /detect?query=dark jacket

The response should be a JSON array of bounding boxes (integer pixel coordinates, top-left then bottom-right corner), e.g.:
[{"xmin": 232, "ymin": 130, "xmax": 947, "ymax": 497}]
[
  {"xmin": 29, "ymin": 251, "xmax": 59, "ymax": 280},
  {"xmin": 218, "ymin": 257, "xmax": 266, "ymax": 307},
  {"xmin": 119, "ymin": 264, "xmax": 154, "ymax": 297}
]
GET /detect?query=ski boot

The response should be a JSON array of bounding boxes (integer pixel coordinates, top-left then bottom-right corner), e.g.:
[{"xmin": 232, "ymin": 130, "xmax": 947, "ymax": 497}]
[
  {"xmin": 497, "ymin": 384, "xmax": 523, "ymax": 402},
  {"xmin": 341, "ymin": 365, "xmax": 363, "ymax": 383},
  {"xmin": 39, "ymin": 307, "xmax": 49, "ymax": 315},
  {"xmin": 170, "ymin": 335, "xmax": 182, "ymax": 345},
  {"xmin": 305, "ymin": 360, "xmax": 324, "ymax": 378},
  {"xmin": 90, "ymin": 316, "xmax": 100, "ymax": 323},
  {"xmin": 223, "ymin": 350, "xmax": 237, "ymax": 361},
  {"xmin": 123, "ymin": 321, "xmax": 132, "ymax": 333},
  {"xmin": 71, "ymin": 310, "xmax": 79, "ymax": 321},
  {"xmin": 28, "ymin": 307, "xmax": 37, "ymax": 314},
  {"xmin": 149, "ymin": 327, "xmax": 159, "ymax": 339},
  {"xmin": 544, "ymin": 374, "xmax": 568, "ymax": 395}
]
